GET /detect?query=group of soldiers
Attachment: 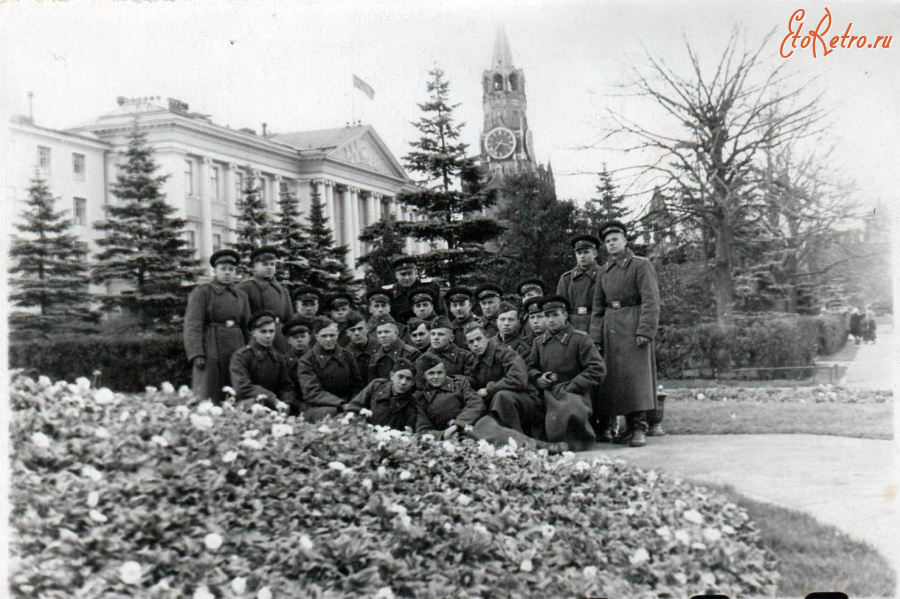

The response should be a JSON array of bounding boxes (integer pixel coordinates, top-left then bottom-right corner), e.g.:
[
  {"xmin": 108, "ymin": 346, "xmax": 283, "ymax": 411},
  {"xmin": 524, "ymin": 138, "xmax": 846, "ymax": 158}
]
[{"xmin": 183, "ymin": 220, "xmax": 663, "ymax": 452}]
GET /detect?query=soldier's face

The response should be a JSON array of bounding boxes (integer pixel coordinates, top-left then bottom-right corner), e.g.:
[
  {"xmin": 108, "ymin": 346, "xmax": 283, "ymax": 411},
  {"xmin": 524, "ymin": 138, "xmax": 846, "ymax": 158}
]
[
  {"xmin": 297, "ymin": 300, "xmax": 318, "ymax": 318},
  {"xmin": 391, "ymin": 369, "xmax": 416, "ymax": 395},
  {"xmin": 604, "ymin": 232, "xmax": 626, "ymax": 255},
  {"xmin": 316, "ymin": 324, "xmax": 340, "ymax": 351},
  {"xmin": 450, "ymin": 299, "xmax": 471, "ymax": 319},
  {"xmin": 287, "ymin": 331, "xmax": 311, "ymax": 354},
  {"xmin": 409, "ymin": 324, "xmax": 430, "ymax": 350},
  {"xmin": 430, "ymin": 328, "xmax": 452, "ymax": 350},
  {"xmin": 423, "ymin": 362, "xmax": 447, "ymax": 388},
  {"xmin": 575, "ymin": 248, "xmax": 597, "ymax": 268},
  {"xmin": 251, "ymin": 322, "xmax": 277, "ymax": 347},
  {"xmin": 253, "ymin": 258, "xmax": 277, "ymax": 279},
  {"xmin": 544, "ymin": 308, "xmax": 568, "ymax": 333},
  {"xmin": 480, "ymin": 297, "xmax": 501, "ymax": 319},
  {"xmin": 330, "ymin": 305, "xmax": 350, "ymax": 322},
  {"xmin": 395, "ymin": 268, "xmax": 417, "ymax": 287},
  {"xmin": 347, "ymin": 321, "xmax": 368, "ymax": 346},
  {"xmin": 522, "ymin": 288, "xmax": 542, "ymax": 301},
  {"xmin": 376, "ymin": 324, "xmax": 399, "ymax": 348},
  {"xmin": 528, "ymin": 312, "xmax": 548, "ymax": 335},
  {"xmin": 465, "ymin": 329, "xmax": 489, "ymax": 356},
  {"xmin": 369, "ymin": 301, "xmax": 390, "ymax": 318},
  {"xmin": 413, "ymin": 300, "xmax": 434, "ymax": 319},
  {"xmin": 214, "ymin": 263, "xmax": 237, "ymax": 285},
  {"xmin": 497, "ymin": 310, "xmax": 519, "ymax": 337}
]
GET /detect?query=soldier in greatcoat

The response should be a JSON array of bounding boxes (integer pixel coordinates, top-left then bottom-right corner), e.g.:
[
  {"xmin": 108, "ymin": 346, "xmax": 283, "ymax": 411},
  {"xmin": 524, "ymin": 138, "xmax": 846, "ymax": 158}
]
[
  {"xmin": 345, "ymin": 310, "xmax": 380, "ymax": 381},
  {"xmin": 495, "ymin": 301, "xmax": 532, "ymax": 359},
  {"xmin": 368, "ymin": 315, "xmax": 422, "ymax": 381},
  {"xmin": 282, "ymin": 315, "xmax": 314, "ymax": 407},
  {"xmin": 345, "ymin": 358, "xmax": 418, "ymax": 431},
  {"xmin": 420, "ymin": 316, "xmax": 476, "ymax": 379},
  {"xmin": 556, "ymin": 235, "xmax": 603, "ymax": 334},
  {"xmin": 237, "ymin": 246, "xmax": 294, "ymax": 354},
  {"xmin": 385, "ymin": 256, "xmax": 444, "ymax": 325},
  {"xmin": 297, "ymin": 316, "xmax": 365, "ymax": 421},
  {"xmin": 447, "ymin": 287, "xmax": 480, "ymax": 348},
  {"xmin": 474, "ymin": 284, "xmax": 503, "ymax": 338},
  {"xmin": 183, "ymin": 249, "xmax": 251, "ymax": 403},
  {"xmin": 405, "ymin": 317, "xmax": 432, "ymax": 353},
  {"xmin": 589, "ymin": 221, "xmax": 661, "ymax": 447},
  {"xmin": 414, "ymin": 354, "xmax": 486, "ymax": 438},
  {"xmin": 230, "ymin": 310, "xmax": 301, "ymax": 414}
]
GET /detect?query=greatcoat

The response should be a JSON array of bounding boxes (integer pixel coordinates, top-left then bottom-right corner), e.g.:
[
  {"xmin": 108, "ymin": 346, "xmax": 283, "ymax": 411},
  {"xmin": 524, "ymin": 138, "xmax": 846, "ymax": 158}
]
[
  {"xmin": 230, "ymin": 340, "xmax": 300, "ymax": 413},
  {"xmin": 183, "ymin": 281, "xmax": 251, "ymax": 403},
  {"xmin": 588, "ymin": 248, "xmax": 660, "ymax": 415},
  {"xmin": 368, "ymin": 338, "xmax": 421, "ymax": 381},
  {"xmin": 237, "ymin": 276, "xmax": 295, "ymax": 354},
  {"xmin": 346, "ymin": 378, "xmax": 418, "ymax": 431},
  {"xmin": 556, "ymin": 261, "xmax": 603, "ymax": 334},
  {"xmin": 415, "ymin": 376, "xmax": 486, "ymax": 434},
  {"xmin": 297, "ymin": 342, "xmax": 364, "ymax": 421}
]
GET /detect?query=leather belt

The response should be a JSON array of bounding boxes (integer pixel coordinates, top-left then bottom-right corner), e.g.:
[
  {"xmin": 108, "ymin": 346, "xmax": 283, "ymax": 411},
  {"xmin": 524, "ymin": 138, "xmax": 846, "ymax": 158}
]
[
  {"xmin": 209, "ymin": 320, "xmax": 237, "ymax": 328},
  {"xmin": 607, "ymin": 298, "xmax": 640, "ymax": 309}
]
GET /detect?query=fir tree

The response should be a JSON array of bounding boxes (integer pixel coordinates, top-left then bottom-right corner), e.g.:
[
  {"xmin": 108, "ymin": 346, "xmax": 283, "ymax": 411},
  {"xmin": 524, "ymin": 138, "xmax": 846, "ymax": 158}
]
[
  {"xmin": 302, "ymin": 184, "xmax": 353, "ymax": 293},
  {"xmin": 357, "ymin": 212, "xmax": 407, "ymax": 289},
  {"xmin": 275, "ymin": 185, "xmax": 314, "ymax": 301},
  {"xmin": 92, "ymin": 124, "xmax": 197, "ymax": 327},
  {"xmin": 232, "ymin": 171, "xmax": 277, "ymax": 267},
  {"xmin": 575, "ymin": 165, "xmax": 631, "ymax": 239},
  {"xmin": 397, "ymin": 67, "xmax": 504, "ymax": 287},
  {"xmin": 9, "ymin": 175, "xmax": 95, "ymax": 336}
]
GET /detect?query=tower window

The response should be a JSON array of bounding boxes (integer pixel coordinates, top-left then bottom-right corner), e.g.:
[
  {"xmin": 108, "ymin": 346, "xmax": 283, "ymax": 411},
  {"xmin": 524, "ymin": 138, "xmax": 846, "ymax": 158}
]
[
  {"xmin": 493, "ymin": 74, "xmax": 504, "ymax": 91},
  {"xmin": 508, "ymin": 73, "xmax": 519, "ymax": 91}
]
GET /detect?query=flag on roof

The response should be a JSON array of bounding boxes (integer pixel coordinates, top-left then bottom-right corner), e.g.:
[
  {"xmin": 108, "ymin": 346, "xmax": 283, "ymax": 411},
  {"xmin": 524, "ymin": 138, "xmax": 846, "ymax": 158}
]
[{"xmin": 352, "ymin": 74, "xmax": 375, "ymax": 100}]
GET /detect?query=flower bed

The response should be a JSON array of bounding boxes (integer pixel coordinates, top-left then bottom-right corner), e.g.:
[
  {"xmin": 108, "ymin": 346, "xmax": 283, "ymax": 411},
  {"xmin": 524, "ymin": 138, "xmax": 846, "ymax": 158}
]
[
  {"xmin": 665, "ymin": 385, "xmax": 891, "ymax": 404},
  {"xmin": 11, "ymin": 373, "xmax": 779, "ymax": 598}
]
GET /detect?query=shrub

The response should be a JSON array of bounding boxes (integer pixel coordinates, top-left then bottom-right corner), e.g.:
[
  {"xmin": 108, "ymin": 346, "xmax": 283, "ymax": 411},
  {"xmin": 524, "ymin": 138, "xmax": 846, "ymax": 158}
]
[
  {"xmin": 9, "ymin": 334, "xmax": 188, "ymax": 392},
  {"xmin": 665, "ymin": 385, "xmax": 891, "ymax": 404},
  {"xmin": 10, "ymin": 374, "xmax": 780, "ymax": 598}
]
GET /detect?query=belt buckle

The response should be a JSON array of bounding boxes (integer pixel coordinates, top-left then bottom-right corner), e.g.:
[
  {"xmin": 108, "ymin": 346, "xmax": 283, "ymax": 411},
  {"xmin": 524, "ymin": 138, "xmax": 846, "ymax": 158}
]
[
  {"xmin": 577, "ymin": 306, "xmax": 588, "ymax": 315},
  {"xmin": 611, "ymin": 301, "xmax": 621, "ymax": 309},
  {"xmin": 225, "ymin": 320, "xmax": 235, "ymax": 328}
]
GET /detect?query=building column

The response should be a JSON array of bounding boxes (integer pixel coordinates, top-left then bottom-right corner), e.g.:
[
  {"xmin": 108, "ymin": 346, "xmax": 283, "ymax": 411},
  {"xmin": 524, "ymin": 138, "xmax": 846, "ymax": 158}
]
[
  {"xmin": 338, "ymin": 185, "xmax": 353, "ymax": 261},
  {"xmin": 323, "ymin": 180, "xmax": 335, "ymax": 235},
  {"xmin": 297, "ymin": 179, "xmax": 311, "ymax": 215},
  {"xmin": 225, "ymin": 164, "xmax": 239, "ymax": 244},
  {"xmin": 366, "ymin": 192, "xmax": 379, "ymax": 227},
  {"xmin": 198, "ymin": 157, "xmax": 215, "ymax": 267},
  {"xmin": 350, "ymin": 186, "xmax": 362, "ymax": 262},
  {"xmin": 273, "ymin": 175, "xmax": 283, "ymax": 211}
]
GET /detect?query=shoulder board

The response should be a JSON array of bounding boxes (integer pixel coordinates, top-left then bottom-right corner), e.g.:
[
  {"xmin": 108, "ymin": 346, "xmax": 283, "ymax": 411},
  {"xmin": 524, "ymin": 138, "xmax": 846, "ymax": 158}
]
[
  {"xmin": 381, "ymin": 283, "xmax": 396, "ymax": 290},
  {"xmin": 571, "ymin": 329, "xmax": 588, "ymax": 337},
  {"xmin": 420, "ymin": 278, "xmax": 435, "ymax": 284}
]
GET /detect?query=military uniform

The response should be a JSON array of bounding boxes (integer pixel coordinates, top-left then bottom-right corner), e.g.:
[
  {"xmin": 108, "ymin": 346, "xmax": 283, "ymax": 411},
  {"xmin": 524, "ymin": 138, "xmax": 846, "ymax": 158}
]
[
  {"xmin": 230, "ymin": 340, "xmax": 300, "ymax": 414},
  {"xmin": 471, "ymin": 337, "xmax": 542, "ymax": 435},
  {"xmin": 237, "ymin": 276, "xmax": 294, "ymax": 354},
  {"xmin": 556, "ymin": 262, "xmax": 603, "ymax": 334},
  {"xmin": 369, "ymin": 338, "xmax": 422, "ymax": 381},
  {"xmin": 297, "ymin": 342, "xmax": 364, "ymax": 422},
  {"xmin": 385, "ymin": 279, "xmax": 444, "ymax": 325},
  {"xmin": 451, "ymin": 313, "xmax": 481, "ymax": 349},
  {"xmin": 496, "ymin": 329, "xmax": 532, "ymax": 361},
  {"xmin": 346, "ymin": 378, "xmax": 417, "ymax": 431},
  {"xmin": 415, "ymin": 376, "xmax": 486, "ymax": 434},
  {"xmin": 426, "ymin": 343, "xmax": 476, "ymax": 379},
  {"xmin": 348, "ymin": 336, "xmax": 380, "ymax": 383}
]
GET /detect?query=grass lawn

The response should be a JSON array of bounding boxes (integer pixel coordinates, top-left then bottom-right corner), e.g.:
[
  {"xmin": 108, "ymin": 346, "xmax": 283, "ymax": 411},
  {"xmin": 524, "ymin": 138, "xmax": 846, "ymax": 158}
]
[
  {"xmin": 710, "ymin": 484, "xmax": 896, "ymax": 597},
  {"xmin": 663, "ymin": 400, "xmax": 892, "ymax": 439}
]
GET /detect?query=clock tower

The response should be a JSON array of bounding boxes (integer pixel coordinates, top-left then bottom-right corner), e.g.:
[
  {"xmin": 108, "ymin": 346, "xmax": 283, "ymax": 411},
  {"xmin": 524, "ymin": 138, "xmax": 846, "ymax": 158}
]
[{"xmin": 481, "ymin": 26, "xmax": 538, "ymax": 187}]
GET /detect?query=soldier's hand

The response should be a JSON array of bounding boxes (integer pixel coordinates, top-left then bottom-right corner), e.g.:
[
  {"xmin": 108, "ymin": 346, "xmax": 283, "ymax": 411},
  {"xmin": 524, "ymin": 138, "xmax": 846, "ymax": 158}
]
[
  {"xmin": 636, "ymin": 335, "xmax": 650, "ymax": 347},
  {"xmin": 442, "ymin": 424, "xmax": 460, "ymax": 440},
  {"xmin": 193, "ymin": 357, "xmax": 206, "ymax": 370},
  {"xmin": 476, "ymin": 388, "xmax": 488, "ymax": 398},
  {"xmin": 536, "ymin": 373, "xmax": 554, "ymax": 389}
]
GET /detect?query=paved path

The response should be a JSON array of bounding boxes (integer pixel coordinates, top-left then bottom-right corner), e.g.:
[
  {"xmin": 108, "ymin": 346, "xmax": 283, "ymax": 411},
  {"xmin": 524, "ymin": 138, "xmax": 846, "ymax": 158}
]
[
  {"xmin": 840, "ymin": 316, "xmax": 897, "ymax": 390},
  {"xmin": 585, "ymin": 434, "xmax": 898, "ymax": 564}
]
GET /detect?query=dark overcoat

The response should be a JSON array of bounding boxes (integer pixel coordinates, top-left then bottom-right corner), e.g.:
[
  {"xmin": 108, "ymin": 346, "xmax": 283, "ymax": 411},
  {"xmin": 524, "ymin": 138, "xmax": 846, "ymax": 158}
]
[
  {"xmin": 429, "ymin": 343, "xmax": 476, "ymax": 379},
  {"xmin": 183, "ymin": 281, "xmax": 250, "ymax": 403},
  {"xmin": 415, "ymin": 376, "xmax": 486, "ymax": 433},
  {"xmin": 237, "ymin": 277, "xmax": 295, "ymax": 354},
  {"xmin": 348, "ymin": 337, "xmax": 381, "ymax": 383},
  {"xmin": 230, "ymin": 341, "xmax": 300, "ymax": 413},
  {"xmin": 368, "ymin": 338, "xmax": 421, "ymax": 381},
  {"xmin": 556, "ymin": 262, "xmax": 603, "ymax": 333},
  {"xmin": 588, "ymin": 249, "xmax": 660, "ymax": 415},
  {"xmin": 297, "ymin": 343, "xmax": 364, "ymax": 421},
  {"xmin": 347, "ymin": 378, "xmax": 417, "ymax": 431},
  {"xmin": 384, "ymin": 279, "xmax": 444, "ymax": 325},
  {"xmin": 451, "ymin": 313, "xmax": 480, "ymax": 349},
  {"xmin": 496, "ymin": 330, "xmax": 532, "ymax": 360}
]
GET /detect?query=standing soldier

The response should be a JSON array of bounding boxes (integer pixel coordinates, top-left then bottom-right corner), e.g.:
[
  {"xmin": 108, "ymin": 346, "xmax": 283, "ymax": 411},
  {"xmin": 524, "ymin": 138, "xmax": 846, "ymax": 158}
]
[
  {"xmin": 386, "ymin": 256, "xmax": 443, "ymax": 325},
  {"xmin": 184, "ymin": 249, "xmax": 251, "ymax": 403},
  {"xmin": 238, "ymin": 246, "xmax": 294, "ymax": 354},
  {"xmin": 474, "ymin": 284, "xmax": 504, "ymax": 338},
  {"xmin": 295, "ymin": 286, "xmax": 322, "ymax": 320},
  {"xmin": 589, "ymin": 221, "xmax": 661, "ymax": 447},
  {"xmin": 447, "ymin": 287, "xmax": 479, "ymax": 348},
  {"xmin": 556, "ymin": 235, "xmax": 603, "ymax": 334}
]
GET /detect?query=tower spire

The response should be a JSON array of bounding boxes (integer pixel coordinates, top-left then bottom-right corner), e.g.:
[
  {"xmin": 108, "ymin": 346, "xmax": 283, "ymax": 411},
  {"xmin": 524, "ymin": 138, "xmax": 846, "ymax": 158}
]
[{"xmin": 491, "ymin": 25, "xmax": 514, "ymax": 70}]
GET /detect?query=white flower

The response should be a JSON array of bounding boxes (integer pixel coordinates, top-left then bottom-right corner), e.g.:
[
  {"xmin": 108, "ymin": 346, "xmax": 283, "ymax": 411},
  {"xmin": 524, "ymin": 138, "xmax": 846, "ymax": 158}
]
[
  {"xmin": 457, "ymin": 494, "xmax": 472, "ymax": 507},
  {"xmin": 119, "ymin": 410, "xmax": 131, "ymax": 422},
  {"xmin": 87, "ymin": 491, "xmax": 99, "ymax": 508},
  {"xmin": 476, "ymin": 439, "xmax": 496, "ymax": 456},
  {"xmin": 251, "ymin": 403, "xmax": 272, "ymax": 415},
  {"xmin": 204, "ymin": 532, "xmax": 224, "ymax": 551},
  {"xmin": 583, "ymin": 565, "xmax": 598, "ymax": 578},
  {"xmin": 507, "ymin": 437, "xmax": 519, "ymax": 451},
  {"xmin": 359, "ymin": 408, "xmax": 373, "ymax": 417},
  {"xmin": 673, "ymin": 572, "xmax": 688, "ymax": 585},
  {"xmin": 161, "ymin": 382, "xmax": 176, "ymax": 394},
  {"xmin": 696, "ymin": 392, "xmax": 706, "ymax": 400},
  {"xmin": 691, "ymin": 542, "xmax": 708, "ymax": 551},
  {"xmin": 222, "ymin": 386, "xmax": 236, "ymax": 397},
  {"xmin": 274, "ymin": 400, "xmax": 289, "ymax": 413},
  {"xmin": 540, "ymin": 524, "xmax": 556, "ymax": 540},
  {"xmin": 629, "ymin": 547, "xmax": 650, "ymax": 566},
  {"xmin": 118, "ymin": 561, "xmax": 142, "ymax": 585},
  {"xmin": 574, "ymin": 460, "xmax": 590, "ymax": 472},
  {"xmin": 722, "ymin": 524, "xmax": 735, "ymax": 535},
  {"xmin": 193, "ymin": 586, "xmax": 215, "ymax": 599},
  {"xmin": 655, "ymin": 526, "xmax": 672, "ymax": 541},
  {"xmin": 196, "ymin": 459, "xmax": 211, "ymax": 467},
  {"xmin": 361, "ymin": 478, "xmax": 373, "ymax": 490},
  {"xmin": 95, "ymin": 388, "xmax": 114, "ymax": 404},
  {"xmin": 145, "ymin": 386, "xmax": 158, "ymax": 394},
  {"xmin": 328, "ymin": 461, "xmax": 348, "ymax": 473},
  {"xmin": 231, "ymin": 577, "xmax": 247, "ymax": 594},
  {"xmin": 441, "ymin": 441, "xmax": 457, "ymax": 453},
  {"xmin": 240, "ymin": 438, "xmax": 263, "ymax": 450},
  {"xmin": 682, "ymin": 509, "xmax": 704, "ymax": 524},
  {"xmin": 89, "ymin": 509, "xmax": 108, "ymax": 523},
  {"xmin": 178, "ymin": 385, "xmax": 192, "ymax": 398},
  {"xmin": 674, "ymin": 529, "xmax": 691, "ymax": 543},
  {"xmin": 197, "ymin": 400, "xmax": 215, "ymax": 414},
  {"xmin": 59, "ymin": 528, "xmax": 79, "ymax": 542},
  {"xmin": 76, "ymin": 377, "xmax": 92, "ymax": 391},
  {"xmin": 519, "ymin": 559, "xmax": 534, "ymax": 572},
  {"xmin": 373, "ymin": 588, "xmax": 394, "ymax": 599},
  {"xmin": 702, "ymin": 527, "xmax": 722, "ymax": 543},
  {"xmin": 271, "ymin": 424, "xmax": 293, "ymax": 438},
  {"xmin": 388, "ymin": 503, "xmax": 408, "ymax": 515},
  {"xmin": 222, "ymin": 451, "xmax": 238, "ymax": 464},
  {"xmin": 257, "ymin": 587, "xmax": 273, "ymax": 599},
  {"xmin": 299, "ymin": 534, "xmax": 314, "ymax": 551},
  {"xmin": 174, "ymin": 405, "xmax": 190, "ymax": 418},
  {"xmin": 399, "ymin": 470, "xmax": 412, "ymax": 481},
  {"xmin": 190, "ymin": 414, "xmax": 214, "ymax": 431},
  {"xmin": 376, "ymin": 466, "xmax": 388, "ymax": 477},
  {"xmin": 237, "ymin": 469, "xmax": 247, "ymax": 476},
  {"xmin": 700, "ymin": 572, "xmax": 717, "ymax": 586},
  {"xmin": 420, "ymin": 433, "xmax": 434, "ymax": 441},
  {"xmin": 38, "ymin": 375, "xmax": 52, "ymax": 388},
  {"xmin": 317, "ymin": 424, "xmax": 334, "ymax": 434},
  {"xmin": 597, "ymin": 465, "xmax": 610, "ymax": 478},
  {"xmin": 31, "ymin": 432, "xmax": 51, "ymax": 449},
  {"xmin": 81, "ymin": 465, "xmax": 103, "ymax": 482},
  {"xmin": 561, "ymin": 451, "xmax": 575, "ymax": 460}
]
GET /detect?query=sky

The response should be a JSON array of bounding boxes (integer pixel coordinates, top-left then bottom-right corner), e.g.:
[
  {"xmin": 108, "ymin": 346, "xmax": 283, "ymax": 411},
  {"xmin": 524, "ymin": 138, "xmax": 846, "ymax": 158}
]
[{"xmin": 2, "ymin": 0, "xmax": 899, "ymax": 215}]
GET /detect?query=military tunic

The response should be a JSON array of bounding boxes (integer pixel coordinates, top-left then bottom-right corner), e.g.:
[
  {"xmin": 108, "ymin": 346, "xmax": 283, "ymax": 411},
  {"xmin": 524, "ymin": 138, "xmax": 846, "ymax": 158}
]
[
  {"xmin": 183, "ymin": 281, "xmax": 251, "ymax": 403},
  {"xmin": 347, "ymin": 336, "xmax": 380, "ymax": 383},
  {"xmin": 496, "ymin": 330, "xmax": 532, "ymax": 360},
  {"xmin": 368, "ymin": 338, "xmax": 421, "ymax": 381},
  {"xmin": 237, "ymin": 276, "xmax": 295, "ymax": 354},
  {"xmin": 556, "ymin": 262, "xmax": 603, "ymax": 333},
  {"xmin": 451, "ymin": 313, "xmax": 480, "ymax": 349},
  {"xmin": 429, "ymin": 344, "xmax": 476, "ymax": 379},
  {"xmin": 415, "ymin": 376, "xmax": 486, "ymax": 434},
  {"xmin": 297, "ymin": 343, "xmax": 364, "ymax": 421},
  {"xmin": 471, "ymin": 338, "xmax": 542, "ymax": 435},
  {"xmin": 229, "ymin": 341, "xmax": 300, "ymax": 413},
  {"xmin": 589, "ymin": 249, "xmax": 660, "ymax": 415},
  {"xmin": 385, "ymin": 279, "xmax": 444, "ymax": 325},
  {"xmin": 346, "ymin": 378, "xmax": 417, "ymax": 431}
]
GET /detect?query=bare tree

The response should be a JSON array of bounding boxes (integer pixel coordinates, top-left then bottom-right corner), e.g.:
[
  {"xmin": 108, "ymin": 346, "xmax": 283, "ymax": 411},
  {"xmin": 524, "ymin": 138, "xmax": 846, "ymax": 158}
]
[{"xmin": 607, "ymin": 30, "xmax": 827, "ymax": 325}]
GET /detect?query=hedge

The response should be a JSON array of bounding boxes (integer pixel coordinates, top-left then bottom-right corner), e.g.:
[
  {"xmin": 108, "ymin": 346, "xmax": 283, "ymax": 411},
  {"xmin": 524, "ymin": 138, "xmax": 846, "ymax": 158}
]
[
  {"xmin": 9, "ymin": 334, "xmax": 189, "ymax": 392},
  {"xmin": 657, "ymin": 314, "xmax": 847, "ymax": 379}
]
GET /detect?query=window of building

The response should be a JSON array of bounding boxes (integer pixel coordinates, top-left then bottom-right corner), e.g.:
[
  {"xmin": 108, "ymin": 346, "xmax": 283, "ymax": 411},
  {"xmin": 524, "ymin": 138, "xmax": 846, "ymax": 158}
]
[
  {"xmin": 212, "ymin": 233, "xmax": 222, "ymax": 252},
  {"xmin": 235, "ymin": 171, "xmax": 244, "ymax": 198},
  {"xmin": 72, "ymin": 153, "xmax": 86, "ymax": 181},
  {"xmin": 279, "ymin": 180, "xmax": 289, "ymax": 195},
  {"xmin": 184, "ymin": 159, "xmax": 194, "ymax": 196},
  {"xmin": 185, "ymin": 230, "xmax": 196, "ymax": 252},
  {"xmin": 258, "ymin": 177, "xmax": 266, "ymax": 204},
  {"xmin": 38, "ymin": 146, "xmax": 51, "ymax": 177},
  {"xmin": 73, "ymin": 197, "xmax": 87, "ymax": 226},
  {"xmin": 210, "ymin": 165, "xmax": 220, "ymax": 201}
]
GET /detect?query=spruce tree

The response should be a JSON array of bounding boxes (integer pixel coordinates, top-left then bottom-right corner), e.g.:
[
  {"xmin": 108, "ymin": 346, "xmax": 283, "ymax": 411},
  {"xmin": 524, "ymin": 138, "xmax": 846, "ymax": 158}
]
[
  {"xmin": 275, "ymin": 185, "xmax": 314, "ymax": 301},
  {"xmin": 9, "ymin": 175, "xmax": 95, "ymax": 336},
  {"xmin": 92, "ymin": 124, "xmax": 197, "ymax": 327},
  {"xmin": 575, "ymin": 165, "xmax": 631, "ymax": 238},
  {"xmin": 357, "ymin": 212, "xmax": 407, "ymax": 289},
  {"xmin": 302, "ymin": 184, "xmax": 353, "ymax": 293},
  {"xmin": 232, "ymin": 171, "xmax": 277, "ymax": 267},
  {"xmin": 397, "ymin": 67, "xmax": 504, "ymax": 287}
]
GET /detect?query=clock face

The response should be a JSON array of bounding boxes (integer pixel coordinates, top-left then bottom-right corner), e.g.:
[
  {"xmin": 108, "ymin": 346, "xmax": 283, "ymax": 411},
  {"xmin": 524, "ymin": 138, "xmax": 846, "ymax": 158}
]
[{"xmin": 484, "ymin": 127, "xmax": 516, "ymax": 160}]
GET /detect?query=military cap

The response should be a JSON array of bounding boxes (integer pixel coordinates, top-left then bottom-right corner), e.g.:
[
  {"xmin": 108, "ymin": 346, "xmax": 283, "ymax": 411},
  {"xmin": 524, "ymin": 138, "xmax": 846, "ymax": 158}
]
[
  {"xmin": 462, "ymin": 320, "xmax": 486, "ymax": 336},
  {"xmin": 474, "ymin": 283, "xmax": 503, "ymax": 302},
  {"xmin": 407, "ymin": 317, "xmax": 428, "ymax": 332},
  {"xmin": 313, "ymin": 315, "xmax": 338, "ymax": 334},
  {"xmin": 496, "ymin": 301, "xmax": 519, "ymax": 317},
  {"xmin": 416, "ymin": 352, "xmax": 444, "ymax": 373},
  {"xmin": 391, "ymin": 357, "xmax": 416, "ymax": 374},
  {"xmin": 371, "ymin": 314, "xmax": 398, "ymax": 329},
  {"xmin": 571, "ymin": 234, "xmax": 602, "ymax": 250},
  {"xmin": 283, "ymin": 315, "xmax": 313, "ymax": 336},
  {"xmin": 209, "ymin": 248, "xmax": 240, "ymax": 268},
  {"xmin": 516, "ymin": 278, "xmax": 546, "ymax": 297},
  {"xmin": 326, "ymin": 292, "xmax": 353, "ymax": 310},
  {"xmin": 446, "ymin": 286, "xmax": 474, "ymax": 303},
  {"xmin": 599, "ymin": 220, "xmax": 628, "ymax": 240},
  {"xmin": 248, "ymin": 309, "xmax": 278, "ymax": 330},
  {"xmin": 541, "ymin": 295, "xmax": 572, "ymax": 313},
  {"xmin": 295, "ymin": 286, "xmax": 322, "ymax": 302},
  {"xmin": 430, "ymin": 315, "xmax": 454, "ymax": 331},
  {"xmin": 391, "ymin": 255, "xmax": 417, "ymax": 272},
  {"xmin": 523, "ymin": 296, "xmax": 544, "ymax": 315},
  {"xmin": 366, "ymin": 289, "xmax": 392, "ymax": 304},
  {"xmin": 249, "ymin": 245, "xmax": 280, "ymax": 263},
  {"xmin": 409, "ymin": 286, "xmax": 437, "ymax": 305},
  {"xmin": 344, "ymin": 310, "xmax": 365, "ymax": 327}
]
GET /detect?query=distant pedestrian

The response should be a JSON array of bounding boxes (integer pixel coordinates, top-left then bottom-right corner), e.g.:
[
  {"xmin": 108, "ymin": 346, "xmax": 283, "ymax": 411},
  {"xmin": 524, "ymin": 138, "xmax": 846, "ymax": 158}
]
[
  {"xmin": 863, "ymin": 307, "xmax": 877, "ymax": 344},
  {"xmin": 850, "ymin": 308, "xmax": 864, "ymax": 345}
]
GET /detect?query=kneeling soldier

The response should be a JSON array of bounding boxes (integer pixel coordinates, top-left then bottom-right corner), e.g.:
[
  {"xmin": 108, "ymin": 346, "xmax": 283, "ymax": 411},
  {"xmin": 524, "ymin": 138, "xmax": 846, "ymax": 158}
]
[
  {"xmin": 297, "ymin": 316, "xmax": 364, "ymax": 421},
  {"xmin": 230, "ymin": 310, "xmax": 301, "ymax": 414},
  {"xmin": 282, "ymin": 315, "xmax": 314, "ymax": 406},
  {"xmin": 415, "ymin": 354, "xmax": 486, "ymax": 439},
  {"xmin": 345, "ymin": 358, "xmax": 418, "ymax": 431}
]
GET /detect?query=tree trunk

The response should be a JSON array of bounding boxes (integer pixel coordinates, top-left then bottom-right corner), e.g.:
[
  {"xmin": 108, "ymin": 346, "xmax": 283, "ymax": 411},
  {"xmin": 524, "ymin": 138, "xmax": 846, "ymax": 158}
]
[{"xmin": 713, "ymin": 208, "xmax": 735, "ymax": 326}]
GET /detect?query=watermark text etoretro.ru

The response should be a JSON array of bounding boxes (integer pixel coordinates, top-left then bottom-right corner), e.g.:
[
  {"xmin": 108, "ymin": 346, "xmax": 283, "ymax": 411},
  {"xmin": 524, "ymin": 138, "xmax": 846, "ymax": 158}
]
[{"xmin": 780, "ymin": 8, "xmax": 892, "ymax": 58}]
